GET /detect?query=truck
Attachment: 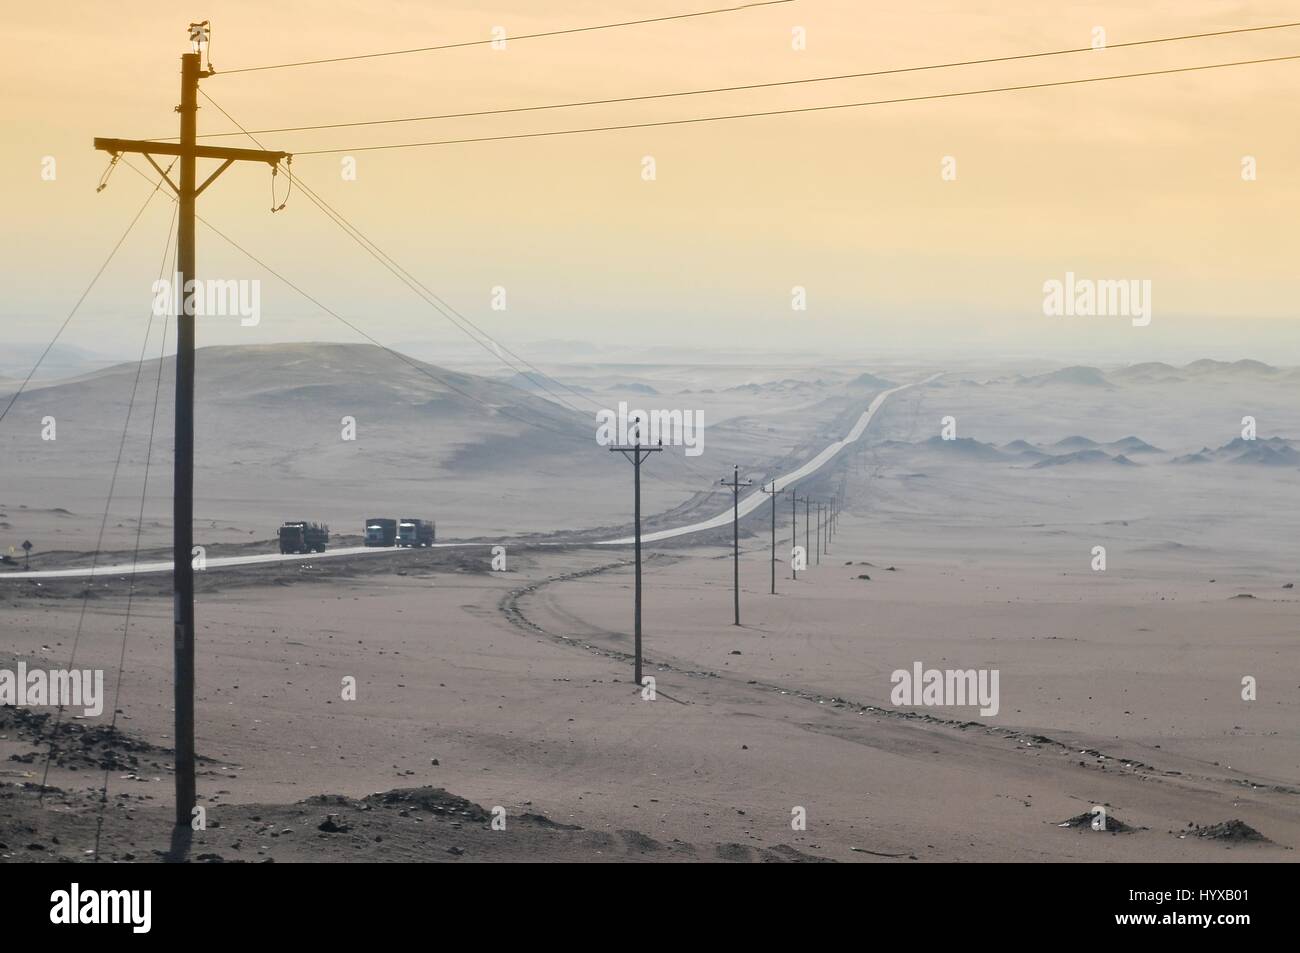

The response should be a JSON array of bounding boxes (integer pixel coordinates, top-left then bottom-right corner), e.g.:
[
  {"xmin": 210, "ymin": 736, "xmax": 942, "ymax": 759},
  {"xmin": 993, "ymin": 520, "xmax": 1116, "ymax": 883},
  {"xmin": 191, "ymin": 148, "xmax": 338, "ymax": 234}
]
[
  {"xmin": 397, "ymin": 518, "xmax": 436, "ymax": 547},
  {"xmin": 364, "ymin": 517, "xmax": 398, "ymax": 547},
  {"xmin": 279, "ymin": 521, "xmax": 329, "ymax": 554}
]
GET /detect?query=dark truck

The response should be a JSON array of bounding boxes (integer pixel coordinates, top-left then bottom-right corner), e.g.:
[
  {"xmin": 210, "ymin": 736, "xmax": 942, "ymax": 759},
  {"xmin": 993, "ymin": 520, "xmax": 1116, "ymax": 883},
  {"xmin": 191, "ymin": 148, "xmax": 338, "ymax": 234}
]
[
  {"xmin": 279, "ymin": 521, "xmax": 329, "ymax": 554},
  {"xmin": 397, "ymin": 518, "xmax": 436, "ymax": 548},
  {"xmin": 364, "ymin": 517, "xmax": 398, "ymax": 547}
]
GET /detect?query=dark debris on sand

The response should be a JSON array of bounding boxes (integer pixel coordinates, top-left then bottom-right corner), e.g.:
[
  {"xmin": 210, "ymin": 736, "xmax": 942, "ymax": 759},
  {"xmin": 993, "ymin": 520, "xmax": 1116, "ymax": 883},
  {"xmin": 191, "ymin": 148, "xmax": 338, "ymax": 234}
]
[
  {"xmin": 0, "ymin": 782, "xmax": 833, "ymax": 863},
  {"xmin": 1057, "ymin": 809, "xmax": 1142, "ymax": 833},
  {"xmin": 1, "ymin": 705, "xmax": 170, "ymax": 773},
  {"xmin": 1185, "ymin": 819, "xmax": 1272, "ymax": 844}
]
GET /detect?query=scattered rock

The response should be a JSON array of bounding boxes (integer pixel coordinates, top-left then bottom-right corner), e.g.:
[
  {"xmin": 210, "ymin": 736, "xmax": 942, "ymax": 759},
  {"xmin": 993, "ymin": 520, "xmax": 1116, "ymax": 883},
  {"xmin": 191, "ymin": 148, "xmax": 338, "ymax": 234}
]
[
  {"xmin": 1057, "ymin": 810, "xmax": 1139, "ymax": 833},
  {"xmin": 1188, "ymin": 819, "xmax": 1271, "ymax": 844}
]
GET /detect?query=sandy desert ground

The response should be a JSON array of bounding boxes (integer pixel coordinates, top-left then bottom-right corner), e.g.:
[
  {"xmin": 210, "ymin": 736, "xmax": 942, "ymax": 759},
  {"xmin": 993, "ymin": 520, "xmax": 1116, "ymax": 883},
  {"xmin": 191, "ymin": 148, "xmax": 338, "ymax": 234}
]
[{"xmin": 1, "ymin": 346, "xmax": 1297, "ymax": 861}]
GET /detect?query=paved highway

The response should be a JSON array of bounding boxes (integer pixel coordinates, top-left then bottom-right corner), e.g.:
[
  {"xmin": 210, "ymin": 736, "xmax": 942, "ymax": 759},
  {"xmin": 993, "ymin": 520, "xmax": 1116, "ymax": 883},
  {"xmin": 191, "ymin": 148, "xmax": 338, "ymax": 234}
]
[{"xmin": 2, "ymin": 374, "xmax": 936, "ymax": 579}]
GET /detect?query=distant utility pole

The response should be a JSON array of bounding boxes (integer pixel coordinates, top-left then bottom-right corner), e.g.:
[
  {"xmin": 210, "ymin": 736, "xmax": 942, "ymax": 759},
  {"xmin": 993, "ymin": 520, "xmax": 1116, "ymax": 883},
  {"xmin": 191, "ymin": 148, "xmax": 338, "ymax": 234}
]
[
  {"xmin": 805, "ymin": 497, "xmax": 811, "ymax": 568},
  {"xmin": 610, "ymin": 439, "xmax": 662, "ymax": 685},
  {"xmin": 93, "ymin": 24, "xmax": 288, "ymax": 828},
  {"xmin": 759, "ymin": 482, "xmax": 785, "ymax": 594},
  {"xmin": 720, "ymin": 465, "xmax": 752, "ymax": 625},
  {"xmin": 790, "ymin": 489, "xmax": 800, "ymax": 581},
  {"xmin": 816, "ymin": 502, "xmax": 822, "ymax": 565}
]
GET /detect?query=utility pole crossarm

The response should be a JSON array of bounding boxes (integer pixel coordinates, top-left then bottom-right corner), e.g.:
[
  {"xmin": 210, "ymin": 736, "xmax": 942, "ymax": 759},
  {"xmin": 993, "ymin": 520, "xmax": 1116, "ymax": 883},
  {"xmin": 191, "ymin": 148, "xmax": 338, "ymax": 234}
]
[{"xmin": 93, "ymin": 137, "xmax": 288, "ymax": 165}]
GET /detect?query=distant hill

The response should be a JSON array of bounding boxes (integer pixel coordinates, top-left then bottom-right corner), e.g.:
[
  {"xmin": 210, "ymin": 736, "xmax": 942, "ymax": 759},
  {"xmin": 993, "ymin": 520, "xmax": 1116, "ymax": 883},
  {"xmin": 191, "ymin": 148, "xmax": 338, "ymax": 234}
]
[
  {"xmin": 1225, "ymin": 442, "xmax": 1300, "ymax": 466},
  {"xmin": 619, "ymin": 382, "xmax": 660, "ymax": 396},
  {"xmin": 1110, "ymin": 361, "xmax": 1182, "ymax": 384},
  {"xmin": 1106, "ymin": 436, "xmax": 1162, "ymax": 454},
  {"xmin": 1104, "ymin": 359, "xmax": 1286, "ymax": 385},
  {"xmin": 844, "ymin": 372, "xmax": 896, "ymax": 390},
  {"xmin": 1032, "ymin": 449, "xmax": 1130, "ymax": 468},
  {"xmin": 1172, "ymin": 436, "xmax": 1299, "ymax": 466},
  {"xmin": 1170, "ymin": 449, "xmax": 1214, "ymax": 465},
  {"xmin": 1182, "ymin": 359, "xmax": 1281, "ymax": 378},
  {"xmin": 1017, "ymin": 366, "xmax": 1111, "ymax": 388},
  {"xmin": 1053, "ymin": 435, "xmax": 1099, "ymax": 450},
  {"xmin": 0, "ymin": 342, "xmax": 596, "ymax": 479},
  {"xmin": 920, "ymin": 436, "xmax": 1006, "ymax": 460}
]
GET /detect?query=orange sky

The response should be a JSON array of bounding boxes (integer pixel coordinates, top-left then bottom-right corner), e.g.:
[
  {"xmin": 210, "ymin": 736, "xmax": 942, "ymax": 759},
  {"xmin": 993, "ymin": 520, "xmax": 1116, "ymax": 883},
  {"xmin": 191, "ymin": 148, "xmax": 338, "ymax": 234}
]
[{"xmin": 2, "ymin": 0, "xmax": 1298, "ymax": 362}]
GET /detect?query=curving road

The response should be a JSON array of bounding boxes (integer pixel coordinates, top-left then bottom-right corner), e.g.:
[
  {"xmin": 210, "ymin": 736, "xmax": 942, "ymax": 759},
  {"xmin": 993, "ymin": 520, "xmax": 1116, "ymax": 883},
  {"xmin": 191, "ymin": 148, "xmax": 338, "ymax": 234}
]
[
  {"xmin": 595, "ymin": 373, "xmax": 939, "ymax": 545},
  {"xmin": 2, "ymin": 374, "xmax": 937, "ymax": 579}
]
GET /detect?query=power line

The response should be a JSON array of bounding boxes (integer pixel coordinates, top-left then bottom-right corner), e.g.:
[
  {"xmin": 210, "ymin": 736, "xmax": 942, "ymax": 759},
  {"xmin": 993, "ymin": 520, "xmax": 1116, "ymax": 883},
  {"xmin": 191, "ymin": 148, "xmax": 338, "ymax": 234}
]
[
  {"xmin": 115, "ymin": 157, "xmax": 595, "ymax": 450},
  {"xmin": 215, "ymin": 1, "xmax": 794, "ymax": 75},
  {"xmin": 201, "ymin": 90, "xmax": 606, "ymax": 419},
  {"xmin": 0, "ymin": 178, "xmax": 170, "ymax": 425},
  {"xmin": 94, "ymin": 214, "xmax": 178, "ymax": 861},
  {"xmin": 278, "ymin": 169, "xmax": 730, "ymax": 485},
  {"xmin": 275, "ymin": 167, "xmax": 731, "ymax": 486},
  {"xmin": 290, "ymin": 52, "xmax": 1300, "ymax": 155},
  {"xmin": 39, "ymin": 204, "xmax": 178, "ymax": 805},
  {"xmin": 191, "ymin": 20, "xmax": 1300, "ymax": 141},
  {"xmin": 118, "ymin": 157, "xmax": 731, "ymax": 512},
  {"xmin": 196, "ymin": 92, "xmax": 729, "ymax": 490}
]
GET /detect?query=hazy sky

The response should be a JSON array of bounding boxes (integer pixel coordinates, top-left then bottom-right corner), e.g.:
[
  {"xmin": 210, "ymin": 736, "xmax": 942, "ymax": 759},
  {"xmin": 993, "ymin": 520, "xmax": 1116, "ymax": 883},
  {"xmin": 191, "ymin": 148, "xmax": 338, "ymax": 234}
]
[{"xmin": 3, "ymin": 0, "xmax": 1298, "ymax": 363}]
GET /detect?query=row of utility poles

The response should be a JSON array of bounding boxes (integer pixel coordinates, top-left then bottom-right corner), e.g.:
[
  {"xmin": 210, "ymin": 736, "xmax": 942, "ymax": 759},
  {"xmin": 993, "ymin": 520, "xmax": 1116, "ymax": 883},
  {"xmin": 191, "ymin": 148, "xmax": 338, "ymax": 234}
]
[
  {"xmin": 615, "ymin": 443, "xmax": 843, "ymax": 686},
  {"xmin": 92, "ymin": 24, "xmax": 862, "ymax": 834}
]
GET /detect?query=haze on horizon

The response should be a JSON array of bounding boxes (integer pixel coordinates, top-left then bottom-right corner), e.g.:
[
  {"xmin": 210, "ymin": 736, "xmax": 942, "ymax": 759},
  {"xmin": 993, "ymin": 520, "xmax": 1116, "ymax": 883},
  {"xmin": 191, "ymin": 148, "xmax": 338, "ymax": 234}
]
[{"xmin": 2, "ymin": 0, "xmax": 1298, "ymax": 366}]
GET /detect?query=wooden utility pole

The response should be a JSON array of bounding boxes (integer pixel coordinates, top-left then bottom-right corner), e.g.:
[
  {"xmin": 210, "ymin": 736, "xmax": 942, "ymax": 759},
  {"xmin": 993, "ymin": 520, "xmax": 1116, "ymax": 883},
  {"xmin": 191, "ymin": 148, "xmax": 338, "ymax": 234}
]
[
  {"xmin": 93, "ymin": 25, "xmax": 287, "ymax": 828},
  {"xmin": 805, "ymin": 497, "xmax": 811, "ymax": 568},
  {"xmin": 816, "ymin": 502, "xmax": 822, "ymax": 565},
  {"xmin": 790, "ymin": 489, "xmax": 800, "ymax": 580},
  {"xmin": 720, "ymin": 465, "xmax": 752, "ymax": 625},
  {"xmin": 610, "ymin": 440, "xmax": 662, "ymax": 685},
  {"xmin": 759, "ymin": 482, "xmax": 784, "ymax": 594}
]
